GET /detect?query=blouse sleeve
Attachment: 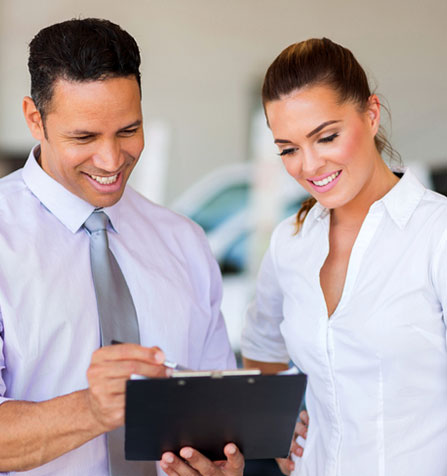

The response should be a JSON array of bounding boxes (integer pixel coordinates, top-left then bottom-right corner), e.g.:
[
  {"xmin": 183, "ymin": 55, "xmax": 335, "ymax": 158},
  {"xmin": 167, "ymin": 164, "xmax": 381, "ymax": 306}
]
[{"xmin": 241, "ymin": 229, "xmax": 290, "ymax": 363}]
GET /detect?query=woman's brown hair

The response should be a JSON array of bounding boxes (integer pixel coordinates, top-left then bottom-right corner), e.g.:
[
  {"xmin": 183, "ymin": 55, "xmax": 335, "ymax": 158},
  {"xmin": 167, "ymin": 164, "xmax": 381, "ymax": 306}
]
[{"xmin": 262, "ymin": 38, "xmax": 399, "ymax": 232}]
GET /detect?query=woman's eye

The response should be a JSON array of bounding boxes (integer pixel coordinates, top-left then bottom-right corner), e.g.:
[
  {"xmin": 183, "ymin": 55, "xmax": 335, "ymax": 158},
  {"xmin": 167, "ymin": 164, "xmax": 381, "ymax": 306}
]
[
  {"xmin": 318, "ymin": 133, "xmax": 339, "ymax": 143},
  {"xmin": 278, "ymin": 148, "xmax": 297, "ymax": 157}
]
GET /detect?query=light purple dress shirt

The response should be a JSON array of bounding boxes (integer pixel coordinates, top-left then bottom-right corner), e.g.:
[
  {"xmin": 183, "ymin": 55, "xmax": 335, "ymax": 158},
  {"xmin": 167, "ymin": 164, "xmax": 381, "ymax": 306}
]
[{"xmin": 0, "ymin": 146, "xmax": 235, "ymax": 475}]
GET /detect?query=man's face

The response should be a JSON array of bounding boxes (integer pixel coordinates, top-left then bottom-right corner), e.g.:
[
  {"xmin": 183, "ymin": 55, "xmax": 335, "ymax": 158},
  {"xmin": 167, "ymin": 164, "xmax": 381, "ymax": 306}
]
[{"xmin": 36, "ymin": 77, "xmax": 144, "ymax": 207}]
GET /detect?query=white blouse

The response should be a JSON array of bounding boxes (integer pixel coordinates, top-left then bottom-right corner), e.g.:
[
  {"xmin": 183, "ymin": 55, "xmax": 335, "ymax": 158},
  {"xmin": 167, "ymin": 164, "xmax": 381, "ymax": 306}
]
[{"xmin": 241, "ymin": 170, "xmax": 447, "ymax": 476}]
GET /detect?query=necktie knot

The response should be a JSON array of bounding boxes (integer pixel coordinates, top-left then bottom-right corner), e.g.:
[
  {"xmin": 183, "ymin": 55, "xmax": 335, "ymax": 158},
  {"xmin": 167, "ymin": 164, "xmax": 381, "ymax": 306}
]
[{"xmin": 84, "ymin": 210, "xmax": 109, "ymax": 234}]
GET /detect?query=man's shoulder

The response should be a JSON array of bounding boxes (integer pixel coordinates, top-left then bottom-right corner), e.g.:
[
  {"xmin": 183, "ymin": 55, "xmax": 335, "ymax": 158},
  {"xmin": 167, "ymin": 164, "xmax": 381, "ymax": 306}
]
[{"xmin": 0, "ymin": 168, "xmax": 28, "ymax": 207}]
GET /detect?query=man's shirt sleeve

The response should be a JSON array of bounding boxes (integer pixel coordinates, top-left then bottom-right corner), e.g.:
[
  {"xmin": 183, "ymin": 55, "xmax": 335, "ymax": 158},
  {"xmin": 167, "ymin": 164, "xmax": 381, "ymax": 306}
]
[
  {"xmin": 196, "ymin": 229, "xmax": 236, "ymax": 371},
  {"xmin": 0, "ymin": 309, "xmax": 11, "ymax": 405}
]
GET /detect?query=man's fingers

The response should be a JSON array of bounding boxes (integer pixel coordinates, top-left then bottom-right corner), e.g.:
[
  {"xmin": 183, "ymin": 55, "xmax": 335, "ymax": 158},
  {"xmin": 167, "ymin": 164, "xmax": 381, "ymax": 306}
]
[
  {"xmin": 179, "ymin": 447, "xmax": 217, "ymax": 475},
  {"xmin": 87, "ymin": 344, "xmax": 170, "ymax": 385},
  {"xmin": 178, "ymin": 444, "xmax": 244, "ymax": 475},
  {"xmin": 223, "ymin": 443, "xmax": 244, "ymax": 471},
  {"xmin": 88, "ymin": 360, "xmax": 168, "ymax": 382},
  {"xmin": 91, "ymin": 344, "xmax": 166, "ymax": 365},
  {"xmin": 161, "ymin": 445, "xmax": 244, "ymax": 476},
  {"xmin": 160, "ymin": 452, "xmax": 197, "ymax": 476},
  {"xmin": 86, "ymin": 345, "xmax": 170, "ymax": 431},
  {"xmin": 112, "ymin": 360, "xmax": 169, "ymax": 378}
]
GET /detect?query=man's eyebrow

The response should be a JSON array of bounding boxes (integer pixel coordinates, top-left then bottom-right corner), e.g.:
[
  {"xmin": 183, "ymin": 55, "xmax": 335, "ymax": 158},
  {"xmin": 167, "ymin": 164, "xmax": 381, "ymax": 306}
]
[
  {"xmin": 118, "ymin": 119, "xmax": 142, "ymax": 132},
  {"xmin": 67, "ymin": 120, "xmax": 142, "ymax": 136},
  {"xmin": 306, "ymin": 120, "xmax": 340, "ymax": 138},
  {"xmin": 68, "ymin": 129, "xmax": 98, "ymax": 136}
]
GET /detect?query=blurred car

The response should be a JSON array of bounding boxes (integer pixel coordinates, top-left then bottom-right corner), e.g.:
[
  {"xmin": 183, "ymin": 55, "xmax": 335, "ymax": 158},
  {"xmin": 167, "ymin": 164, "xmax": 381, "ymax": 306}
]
[{"xmin": 171, "ymin": 162, "xmax": 308, "ymax": 354}]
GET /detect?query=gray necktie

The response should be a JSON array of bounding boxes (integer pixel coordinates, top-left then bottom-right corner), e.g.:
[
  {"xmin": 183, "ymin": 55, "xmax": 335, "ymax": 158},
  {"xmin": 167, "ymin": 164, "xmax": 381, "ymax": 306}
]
[{"xmin": 84, "ymin": 210, "xmax": 157, "ymax": 476}]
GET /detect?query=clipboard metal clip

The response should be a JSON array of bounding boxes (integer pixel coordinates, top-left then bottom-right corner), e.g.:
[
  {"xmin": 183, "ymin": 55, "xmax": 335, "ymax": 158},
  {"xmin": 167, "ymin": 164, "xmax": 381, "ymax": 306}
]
[{"xmin": 171, "ymin": 369, "xmax": 262, "ymax": 378}]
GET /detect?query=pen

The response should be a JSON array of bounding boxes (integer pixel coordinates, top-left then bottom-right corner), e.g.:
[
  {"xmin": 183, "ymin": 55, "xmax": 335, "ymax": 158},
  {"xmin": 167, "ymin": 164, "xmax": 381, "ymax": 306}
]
[
  {"xmin": 161, "ymin": 360, "xmax": 191, "ymax": 371},
  {"xmin": 111, "ymin": 340, "xmax": 191, "ymax": 371}
]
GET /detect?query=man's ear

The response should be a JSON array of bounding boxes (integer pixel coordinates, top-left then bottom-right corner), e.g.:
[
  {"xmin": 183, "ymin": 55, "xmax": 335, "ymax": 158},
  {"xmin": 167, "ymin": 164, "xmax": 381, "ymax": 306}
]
[
  {"xmin": 23, "ymin": 96, "xmax": 46, "ymax": 141},
  {"xmin": 366, "ymin": 94, "xmax": 381, "ymax": 137}
]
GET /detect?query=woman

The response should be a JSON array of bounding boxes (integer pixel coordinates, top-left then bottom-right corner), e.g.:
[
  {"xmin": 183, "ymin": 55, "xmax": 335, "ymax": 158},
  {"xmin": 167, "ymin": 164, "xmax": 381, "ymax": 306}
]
[{"xmin": 242, "ymin": 38, "xmax": 447, "ymax": 476}]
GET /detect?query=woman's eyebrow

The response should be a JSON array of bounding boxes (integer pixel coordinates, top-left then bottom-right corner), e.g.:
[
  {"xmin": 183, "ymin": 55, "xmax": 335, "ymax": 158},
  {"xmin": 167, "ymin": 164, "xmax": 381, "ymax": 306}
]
[
  {"xmin": 306, "ymin": 120, "xmax": 341, "ymax": 138},
  {"xmin": 274, "ymin": 120, "xmax": 342, "ymax": 144}
]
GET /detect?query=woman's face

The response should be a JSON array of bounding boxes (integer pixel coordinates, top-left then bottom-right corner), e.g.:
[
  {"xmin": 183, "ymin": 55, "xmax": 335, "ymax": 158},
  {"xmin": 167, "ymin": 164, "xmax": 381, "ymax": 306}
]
[{"xmin": 265, "ymin": 85, "xmax": 381, "ymax": 211}]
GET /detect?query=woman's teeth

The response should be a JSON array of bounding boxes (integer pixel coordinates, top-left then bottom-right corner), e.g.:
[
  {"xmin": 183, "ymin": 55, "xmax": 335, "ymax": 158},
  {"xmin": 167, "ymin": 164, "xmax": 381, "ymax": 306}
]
[
  {"xmin": 89, "ymin": 174, "xmax": 118, "ymax": 185},
  {"xmin": 312, "ymin": 171, "xmax": 340, "ymax": 187}
]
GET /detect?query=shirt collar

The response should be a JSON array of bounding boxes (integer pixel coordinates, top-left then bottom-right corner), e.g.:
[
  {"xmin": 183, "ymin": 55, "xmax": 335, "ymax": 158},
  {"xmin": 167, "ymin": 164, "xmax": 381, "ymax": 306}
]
[
  {"xmin": 376, "ymin": 168, "xmax": 426, "ymax": 229},
  {"xmin": 300, "ymin": 201, "xmax": 330, "ymax": 237},
  {"xmin": 22, "ymin": 145, "xmax": 123, "ymax": 234},
  {"xmin": 299, "ymin": 168, "xmax": 426, "ymax": 236}
]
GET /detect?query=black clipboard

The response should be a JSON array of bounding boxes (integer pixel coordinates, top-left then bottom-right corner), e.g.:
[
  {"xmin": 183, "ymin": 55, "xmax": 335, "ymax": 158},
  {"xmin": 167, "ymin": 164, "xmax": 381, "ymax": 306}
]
[{"xmin": 124, "ymin": 370, "xmax": 307, "ymax": 461}]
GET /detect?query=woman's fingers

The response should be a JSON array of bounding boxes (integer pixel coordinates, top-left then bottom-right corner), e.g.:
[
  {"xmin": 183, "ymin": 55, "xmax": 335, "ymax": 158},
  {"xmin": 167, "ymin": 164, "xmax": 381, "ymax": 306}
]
[
  {"xmin": 299, "ymin": 410, "xmax": 309, "ymax": 426},
  {"xmin": 275, "ymin": 457, "xmax": 295, "ymax": 475}
]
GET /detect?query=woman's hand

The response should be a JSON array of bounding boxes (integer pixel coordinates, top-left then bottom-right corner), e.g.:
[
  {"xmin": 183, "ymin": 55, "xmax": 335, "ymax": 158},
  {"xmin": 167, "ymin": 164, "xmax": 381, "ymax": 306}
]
[
  {"xmin": 276, "ymin": 410, "xmax": 309, "ymax": 475},
  {"xmin": 160, "ymin": 443, "xmax": 244, "ymax": 476}
]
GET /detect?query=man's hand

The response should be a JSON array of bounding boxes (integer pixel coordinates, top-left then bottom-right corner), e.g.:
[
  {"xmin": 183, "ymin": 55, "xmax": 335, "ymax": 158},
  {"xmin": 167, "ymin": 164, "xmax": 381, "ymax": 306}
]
[
  {"xmin": 276, "ymin": 410, "xmax": 309, "ymax": 475},
  {"xmin": 86, "ymin": 343, "xmax": 169, "ymax": 431},
  {"xmin": 160, "ymin": 443, "xmax": 244, "ymax": 476}
]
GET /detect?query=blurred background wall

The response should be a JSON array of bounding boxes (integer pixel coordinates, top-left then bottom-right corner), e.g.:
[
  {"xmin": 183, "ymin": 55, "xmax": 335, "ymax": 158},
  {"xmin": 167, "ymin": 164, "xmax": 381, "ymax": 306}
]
[
  {"xmin": 1, "ymin": 0, "xmax": 446, "ymax": 200},
  {"xmin": 1, "ymin": 0, "xmax": 446, "ymax": 355}
]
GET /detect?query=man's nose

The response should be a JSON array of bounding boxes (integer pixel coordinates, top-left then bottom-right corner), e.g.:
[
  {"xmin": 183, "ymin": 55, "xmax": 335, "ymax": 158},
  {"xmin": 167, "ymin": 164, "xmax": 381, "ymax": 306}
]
[{"xmin": 92, "ymin": 140, "xmax": 123, "ymax": 172}]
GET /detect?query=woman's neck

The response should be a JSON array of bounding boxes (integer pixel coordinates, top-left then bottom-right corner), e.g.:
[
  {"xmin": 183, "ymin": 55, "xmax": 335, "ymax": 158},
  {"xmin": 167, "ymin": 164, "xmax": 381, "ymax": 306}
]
[{"xmin": 331, "ymin": 158, "xmax": 400, "ymax": 228}]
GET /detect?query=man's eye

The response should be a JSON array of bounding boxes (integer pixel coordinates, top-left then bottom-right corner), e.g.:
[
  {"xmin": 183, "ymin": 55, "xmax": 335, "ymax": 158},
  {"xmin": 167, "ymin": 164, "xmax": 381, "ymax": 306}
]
[
  {"xmin": 319, "ymin": 133, "xmax": 339, "ymax": 143},
  {"xmin": 75, "ymin": 135, "xmax": 94, "ymax": 142},
  {"xmin": 278, "ymin": 148, "xmax": 298, "ymax": 157},
  {"xmin": 120, "ymin": 128, "xmax": 138, "ymax": 136}
]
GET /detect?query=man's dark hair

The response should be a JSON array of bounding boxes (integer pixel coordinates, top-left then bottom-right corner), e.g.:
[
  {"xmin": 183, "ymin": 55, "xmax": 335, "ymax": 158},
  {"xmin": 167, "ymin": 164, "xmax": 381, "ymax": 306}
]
[{"xmin": 28, "ymin": 18, "xmax": 141, "ymax": 121}]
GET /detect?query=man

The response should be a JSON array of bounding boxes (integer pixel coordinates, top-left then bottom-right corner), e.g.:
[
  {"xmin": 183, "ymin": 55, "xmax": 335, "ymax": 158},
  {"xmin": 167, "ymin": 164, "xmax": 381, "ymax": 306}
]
[{"xmin": 0, "ymin": 18, "xmax": 243, "ymax": 476}]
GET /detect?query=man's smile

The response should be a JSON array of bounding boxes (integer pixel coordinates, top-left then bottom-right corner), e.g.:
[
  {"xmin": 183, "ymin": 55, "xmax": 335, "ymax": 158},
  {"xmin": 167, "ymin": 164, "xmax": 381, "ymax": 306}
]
[{"xmin": 88, "ymin": 173, "xmax": 119, "ymax": 185}]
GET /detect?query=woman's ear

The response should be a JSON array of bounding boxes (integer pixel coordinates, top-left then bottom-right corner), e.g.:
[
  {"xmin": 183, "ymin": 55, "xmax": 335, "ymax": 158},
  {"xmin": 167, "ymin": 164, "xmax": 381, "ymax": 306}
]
[
  {"xmin": 23, "ymin": 96, "xmax": 46, "ymax": 141},
  {"xmin": 366, "ymin": 94, "xmax": 381, "ymax": 136}
]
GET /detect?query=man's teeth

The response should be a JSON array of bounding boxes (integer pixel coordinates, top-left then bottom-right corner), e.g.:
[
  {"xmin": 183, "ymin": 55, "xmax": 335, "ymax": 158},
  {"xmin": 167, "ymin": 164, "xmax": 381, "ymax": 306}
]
[
  {"xmin": 89, "ymin": 174, "xmax": 118, "ymax": 185},
  {"xmin": 312, "ymin": 171, "xmax": 340, "ymax": 187}
]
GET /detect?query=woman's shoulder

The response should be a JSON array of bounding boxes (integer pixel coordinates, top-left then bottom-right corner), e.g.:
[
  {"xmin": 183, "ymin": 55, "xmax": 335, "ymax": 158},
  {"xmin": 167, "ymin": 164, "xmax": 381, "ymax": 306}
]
[
  {"xmin": 269, "ymin": 209, "xmax": 320, "ymax": 263},
  {"xmin": 271, "ymin": 213, "xmax": 300, "ymax": 245},
  {"xmin": 422, "ymin": 187, "xmax": 447, "ymax": 206},
  {"xmin": 418, "ymin": 188, "xmax": 447, "ymax": 225},
  {"xmin": 272, "ymin": 201, "xmax": 325, "ymax": 243},
  {"xmin": 393, "ymin": 169, "xmax": 447, "ymax": 231}
]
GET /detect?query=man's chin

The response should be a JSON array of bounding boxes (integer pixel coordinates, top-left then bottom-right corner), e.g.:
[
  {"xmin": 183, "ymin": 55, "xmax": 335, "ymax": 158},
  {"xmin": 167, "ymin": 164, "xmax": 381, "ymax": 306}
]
[
  {"xmin": 87, "ymin": 192, "xmax": 124, "ymax": 208},
  {"xmin": 76, "ymin": 186, "xmax": 125, "ymax": 208}
]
